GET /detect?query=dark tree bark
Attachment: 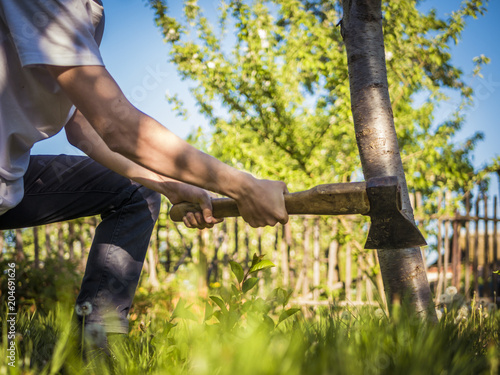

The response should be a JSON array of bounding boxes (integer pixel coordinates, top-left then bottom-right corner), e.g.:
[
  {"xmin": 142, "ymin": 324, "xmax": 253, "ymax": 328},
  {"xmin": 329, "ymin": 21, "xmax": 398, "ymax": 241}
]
[{"xmin": 341, "ymin": 0, "xmax": 435, "ymax": 318}]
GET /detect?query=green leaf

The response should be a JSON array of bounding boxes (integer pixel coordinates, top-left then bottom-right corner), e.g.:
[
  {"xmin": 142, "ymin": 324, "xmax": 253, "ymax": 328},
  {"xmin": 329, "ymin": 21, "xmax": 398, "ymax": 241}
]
[
  {"xmin": 229, "ymin": 261, "xmax": 244, "ymax": 283},
  {"xmin": 242, "ymin": 277, "xmax": 259, "ymax": 293},
  {"xmin": 171, "ymin": 298, "xmax": 198, "ymax": 321},
  {"xmin": 203, "ymin": 301, "xmax": 214, "ymax": 322},
  {"xmin": 278, "ymin": 308, "xmax": 301, "ymax": 325},
  {"xmin": 231, "ymin": 284, "xmax": 241, "ymax": 297},
  {"xmin": 251, "ymin": 253, "xmax": 265, "ymax": 268},
  {"xmin": 267, "ymin": 287, "xmax": 293, "ymax": 308},
  {"xmin": 249, "ymin": 259, "xmax": 275, "ymax": 274},
  {"xmin": 262, "ymin": 314, "xmax": 275, "ymax": 330},
  {"xmin": 210, "ymin": 296, "xmax": 228, "ymax": 313}
]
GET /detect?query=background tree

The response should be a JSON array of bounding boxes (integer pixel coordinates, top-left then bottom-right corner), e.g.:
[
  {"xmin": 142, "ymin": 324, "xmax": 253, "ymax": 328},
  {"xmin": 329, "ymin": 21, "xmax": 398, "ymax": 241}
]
[{"xmin": 148, "ymin": 0, "xmax": 487, "ymax": 194}]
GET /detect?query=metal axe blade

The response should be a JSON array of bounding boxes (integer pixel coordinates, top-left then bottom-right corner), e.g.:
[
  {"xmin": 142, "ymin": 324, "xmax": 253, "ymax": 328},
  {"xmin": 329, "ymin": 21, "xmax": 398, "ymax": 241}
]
[{"xmin": 363, "ymin": 176, "xmax": 427, "ymax": 250}]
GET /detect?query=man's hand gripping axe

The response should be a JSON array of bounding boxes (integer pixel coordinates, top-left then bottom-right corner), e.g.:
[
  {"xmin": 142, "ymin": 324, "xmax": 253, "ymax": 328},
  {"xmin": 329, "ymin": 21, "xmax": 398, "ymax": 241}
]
[{"xmin": 169, "ymin": 176, "xmax": 427, "ymax": 250}]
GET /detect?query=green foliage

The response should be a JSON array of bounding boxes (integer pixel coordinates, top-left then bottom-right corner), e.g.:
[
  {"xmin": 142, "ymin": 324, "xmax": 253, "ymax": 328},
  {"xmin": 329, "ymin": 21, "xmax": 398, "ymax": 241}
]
[
  {"xmin": 205, "ymin": 254, "xmax": 300, "ymax": 331},
  {"xmin": 0, "ymin": 256, "xmax": 81, "ymax": 314},
  {"xmin": 2, "ymin": 299, "xmax": 499, "ymax": 374}
]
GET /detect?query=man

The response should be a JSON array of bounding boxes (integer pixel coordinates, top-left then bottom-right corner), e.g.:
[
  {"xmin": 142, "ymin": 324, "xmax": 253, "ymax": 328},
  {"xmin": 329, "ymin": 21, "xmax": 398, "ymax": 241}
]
[{"xmin": 0, "ymin": 0, "xmax": 288, "ymax": 337}]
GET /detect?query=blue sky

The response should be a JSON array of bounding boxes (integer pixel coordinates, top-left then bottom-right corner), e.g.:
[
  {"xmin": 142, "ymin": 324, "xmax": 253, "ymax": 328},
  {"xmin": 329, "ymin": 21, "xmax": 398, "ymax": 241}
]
[{"xmin": 32, "ymin": 0, "xmax": 500, "ymax": 195}]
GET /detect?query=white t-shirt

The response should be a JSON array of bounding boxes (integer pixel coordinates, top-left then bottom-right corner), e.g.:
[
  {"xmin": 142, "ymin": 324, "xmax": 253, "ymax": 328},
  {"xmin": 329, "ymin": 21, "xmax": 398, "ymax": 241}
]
[{"xmin": 0, "ymin": 0, "xmax": 105, "ymax": 215}]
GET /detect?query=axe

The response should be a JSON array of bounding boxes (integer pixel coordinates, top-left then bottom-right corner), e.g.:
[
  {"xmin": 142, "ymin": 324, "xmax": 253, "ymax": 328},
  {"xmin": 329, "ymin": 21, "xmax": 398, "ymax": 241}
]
[{"xmin": 169, "ymin": 176, "xmax": 427, "ymax": 250}]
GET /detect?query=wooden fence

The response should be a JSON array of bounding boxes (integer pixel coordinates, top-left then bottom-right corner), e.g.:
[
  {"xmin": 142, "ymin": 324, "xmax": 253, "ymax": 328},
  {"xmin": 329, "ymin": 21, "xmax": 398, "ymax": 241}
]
[
  {"xmin": 1, "ymin": 189, "xmax": 499, "ymax": 306},
  {"xmin": 424, "ymin": 191, "xmax": 500, "ymax": 302}
]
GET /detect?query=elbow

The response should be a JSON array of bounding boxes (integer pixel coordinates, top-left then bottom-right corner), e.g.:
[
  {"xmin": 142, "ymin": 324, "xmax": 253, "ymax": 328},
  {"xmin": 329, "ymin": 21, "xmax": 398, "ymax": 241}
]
[
  {"xmin": 100, "ymin": 121, "xmax": 136, "ymax": 157},
  {"xmin": 64, "ymin": 118, "xmax": 86, "ymax": 149},
  {"xmin": 65, "ymin": 129, "xmax": 78, "ymax": 148}
]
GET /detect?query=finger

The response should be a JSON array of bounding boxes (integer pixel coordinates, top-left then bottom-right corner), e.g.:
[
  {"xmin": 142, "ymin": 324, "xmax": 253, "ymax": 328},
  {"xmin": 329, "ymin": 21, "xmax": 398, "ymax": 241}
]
[
  {"xmin": 199, "ymin": 197, "xmax": 215, "ymax": 224},
  {"xmin": 194, "ymin": 211, "xmax": 210, "ymax": 229},
  {"xmin": 194, "ymin": 211, "xmax": 204, "ymax": 224},
  {"xmin": 183, "ymin": 216, "xmax": 192, "ymax": 228},
  {"xmin": 279, "ymin": 214, "xmax": 289, "ymax": 225},
  {"xmin": 185, "ymin": 212, "xmax": 199, "ymax": 228}
]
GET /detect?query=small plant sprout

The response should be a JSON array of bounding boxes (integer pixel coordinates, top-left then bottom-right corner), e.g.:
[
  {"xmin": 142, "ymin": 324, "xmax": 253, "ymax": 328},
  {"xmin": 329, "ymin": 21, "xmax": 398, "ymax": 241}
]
[{"xmin": 206, "ymin": 254, "xmax": 300, "ymax": 331}]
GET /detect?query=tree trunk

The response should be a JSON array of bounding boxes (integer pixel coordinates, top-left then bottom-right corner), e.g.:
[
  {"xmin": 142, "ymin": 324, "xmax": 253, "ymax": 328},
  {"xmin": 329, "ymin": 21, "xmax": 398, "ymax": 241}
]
[{"xmin": 341, "ymin": 0, "xmax": 434, "ymax": 317}]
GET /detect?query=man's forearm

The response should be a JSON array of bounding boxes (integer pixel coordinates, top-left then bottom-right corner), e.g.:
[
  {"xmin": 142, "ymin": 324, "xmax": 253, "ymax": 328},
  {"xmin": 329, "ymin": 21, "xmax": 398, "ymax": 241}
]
[
  {"xmin": 65, "ymin": 110, "xmax": 194, "ymax": 200},
  {"xmin": 50, "ymin": 65, "xmax": 252, "ymax": 200}
]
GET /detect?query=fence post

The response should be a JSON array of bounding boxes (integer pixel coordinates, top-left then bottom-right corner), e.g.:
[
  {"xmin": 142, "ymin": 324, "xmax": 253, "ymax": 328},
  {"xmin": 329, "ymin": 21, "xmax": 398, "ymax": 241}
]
[
  {"xmin": 313, "ymin": 218, "xmax": 321, "ymax": 300},
  {"xmin": 302, "ymin": 218, "xmax": 311, "ymax": 299},
  {"xmin": 327, "ymin": 219, "xmax": 339, "ymax": 290},
  {"xmin": 15, "ymin": 229, "xmax": 24, "ymax": 262},
  {"xmin": 416, "ymin": 191, "xmax": 427, "ymax": 270},
  {"xmin": 436, "ymin": 193, "xmax": 444, "ymax": 298},
  {"xmin": 483, "ymin": 194, "xmax": 491, "ymax": 297},
  {"xmin": 452, "ymin": 210, "xmax": 460, "ymax": 289},
  {"xmin": 356, "ymin": 255, "xmax": 363, "ymax": 303},
  {"xmin": 345, "ymin": 242, "xmax": 352, "ymax": 301},
  {"xmin": 281, "ymin": 223, "xmax": 290, "ymax": 288},
  {"xmin": 473, "ymin": 196, "xmax": 480, "ymax": 297},
  {"xmin": 221, "ymin": 221, "xmax": 230, "ymax": 288},
  {"xmin": 233, "ymin": 218, "xmax": 239, "ymax": 257},
  {"xmin": 443, "ymin": 191, "xmax": 452, "ymax": 291},
  {"xmin": 33, "ymin": 227, "xmax": 40, "ymax": 269},
  {"xmin": 464, "ymin": 193, "xmax": 471, "ymax": 295}
]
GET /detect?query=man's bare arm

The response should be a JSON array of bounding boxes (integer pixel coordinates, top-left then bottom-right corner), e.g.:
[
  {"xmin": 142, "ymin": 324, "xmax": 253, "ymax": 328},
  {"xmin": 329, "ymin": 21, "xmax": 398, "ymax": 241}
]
[
  {"xmin": 65, "ymin": 109, "xmax": 222, "ymax": 228},
  {"xmin": 49, "ymin": 64, "xmax": 288, "ymax": 227}
]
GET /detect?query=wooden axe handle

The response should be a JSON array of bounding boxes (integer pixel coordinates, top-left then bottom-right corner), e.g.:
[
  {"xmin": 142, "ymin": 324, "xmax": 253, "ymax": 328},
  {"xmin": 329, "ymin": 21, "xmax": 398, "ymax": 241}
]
[{"xmin": 169, "ymin": 182, "xmax": 370, "ymax": 222}]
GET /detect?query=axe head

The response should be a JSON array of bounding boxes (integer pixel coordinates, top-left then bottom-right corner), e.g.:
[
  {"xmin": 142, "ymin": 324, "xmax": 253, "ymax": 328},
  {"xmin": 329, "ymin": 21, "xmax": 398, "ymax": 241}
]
[{"xmin": 364, "ymin": 176, "xmax": 427, "ymax": 250}]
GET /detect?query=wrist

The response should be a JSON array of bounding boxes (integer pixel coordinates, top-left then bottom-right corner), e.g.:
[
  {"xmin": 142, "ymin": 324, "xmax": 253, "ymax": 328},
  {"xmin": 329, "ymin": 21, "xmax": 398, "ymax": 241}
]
[{"xmin": 223, "ymin": 170, "xmax": 256, "ymax": 201}]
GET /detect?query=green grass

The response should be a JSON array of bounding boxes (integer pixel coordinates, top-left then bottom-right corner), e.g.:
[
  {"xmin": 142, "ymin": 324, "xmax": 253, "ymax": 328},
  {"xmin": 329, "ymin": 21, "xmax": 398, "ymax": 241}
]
[
  {"xmin": 1, "ymin": 296, "xmax": 499, "ymax": 375},
  {"xmin": 1, "ymin": 257, "xmax": 499, "ymax": 374}
]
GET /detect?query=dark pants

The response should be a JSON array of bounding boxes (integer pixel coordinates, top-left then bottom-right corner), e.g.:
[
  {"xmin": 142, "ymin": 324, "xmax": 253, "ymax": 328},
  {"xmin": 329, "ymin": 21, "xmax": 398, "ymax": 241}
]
[{"xmin": 0, "ymin": 155, "xmax": 161, "ymax": 333}]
